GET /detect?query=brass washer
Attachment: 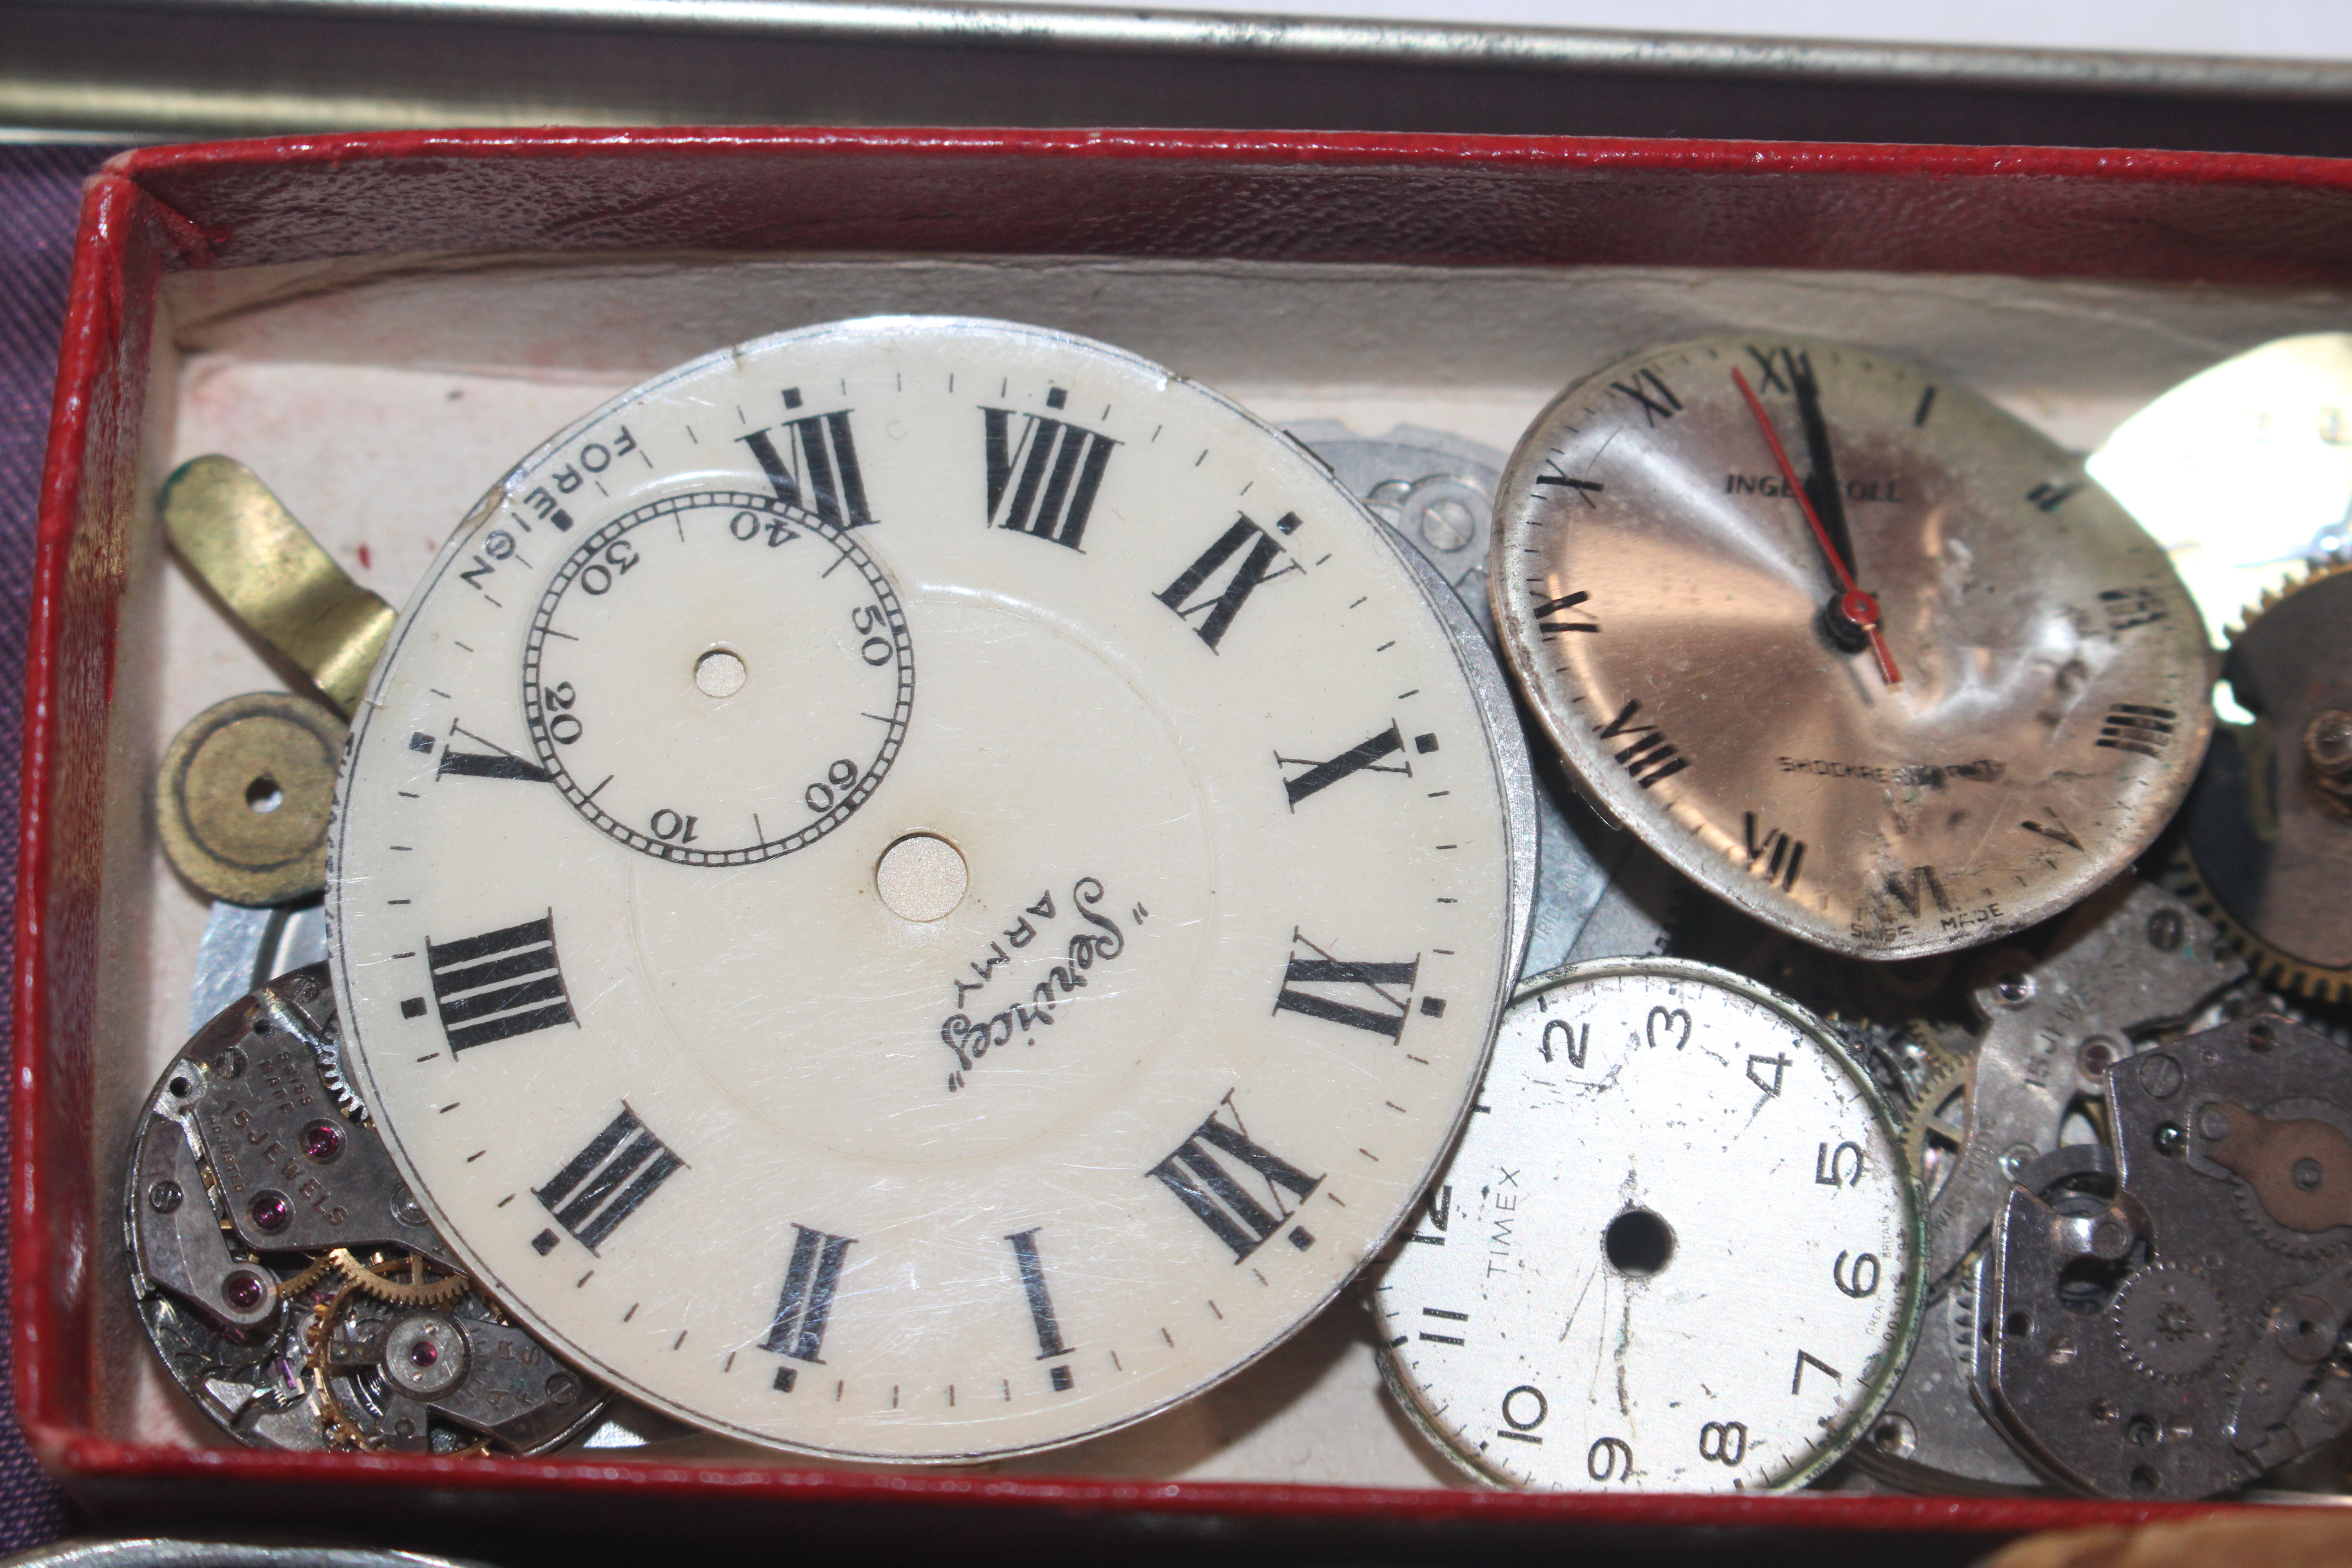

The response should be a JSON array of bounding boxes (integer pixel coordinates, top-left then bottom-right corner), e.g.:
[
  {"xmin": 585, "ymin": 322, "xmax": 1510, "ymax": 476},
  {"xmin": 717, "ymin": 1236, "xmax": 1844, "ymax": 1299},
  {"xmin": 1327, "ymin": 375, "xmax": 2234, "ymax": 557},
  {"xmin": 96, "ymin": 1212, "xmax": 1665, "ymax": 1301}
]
[{"xmin": 156, "ymin": 691, "xmax": 345, "ymax": 905}]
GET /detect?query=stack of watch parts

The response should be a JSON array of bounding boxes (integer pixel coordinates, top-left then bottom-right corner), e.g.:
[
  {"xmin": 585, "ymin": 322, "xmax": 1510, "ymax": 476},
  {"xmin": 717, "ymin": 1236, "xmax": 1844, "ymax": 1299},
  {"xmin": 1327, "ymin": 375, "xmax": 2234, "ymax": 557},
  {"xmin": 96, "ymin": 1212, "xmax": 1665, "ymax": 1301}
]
[{"xmin": 128, "ymin": 316, "xmax": 2352, "ymax": 1497}]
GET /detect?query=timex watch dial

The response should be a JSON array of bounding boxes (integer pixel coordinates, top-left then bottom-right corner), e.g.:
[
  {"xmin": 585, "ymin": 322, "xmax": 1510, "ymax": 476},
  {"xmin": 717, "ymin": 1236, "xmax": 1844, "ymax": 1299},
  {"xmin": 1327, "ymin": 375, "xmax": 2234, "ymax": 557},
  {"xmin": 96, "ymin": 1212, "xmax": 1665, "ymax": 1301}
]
[
  {"xmin": 329, "ymin": 317, "xmax": 1534, "ymax": 1461},
  {"xmin": 1374, "ymin": 958, "xmax": 1922, "ymax": 1492}
]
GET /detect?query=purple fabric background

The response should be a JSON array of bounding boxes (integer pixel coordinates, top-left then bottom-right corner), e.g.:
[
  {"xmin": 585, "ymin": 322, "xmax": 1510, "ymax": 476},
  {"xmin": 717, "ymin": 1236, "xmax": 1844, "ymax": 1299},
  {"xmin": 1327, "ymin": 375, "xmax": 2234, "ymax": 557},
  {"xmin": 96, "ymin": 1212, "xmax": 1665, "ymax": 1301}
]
[{"xmin": 0, "ymin": 141, "xmax": 120, "ymax": 1551}]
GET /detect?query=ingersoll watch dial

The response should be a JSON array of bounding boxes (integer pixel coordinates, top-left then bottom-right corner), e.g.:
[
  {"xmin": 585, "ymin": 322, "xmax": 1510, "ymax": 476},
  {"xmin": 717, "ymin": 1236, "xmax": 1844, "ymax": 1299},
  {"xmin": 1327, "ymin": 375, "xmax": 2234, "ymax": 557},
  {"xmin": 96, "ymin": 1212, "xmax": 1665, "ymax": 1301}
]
[
  {"xmin": 1374, "ymin": 958, "xmax": 1922, "ymax": 1492},
  {"xmin": 328, "ymin": 316, "xmax": 1534, "ymax": 1461},
  {"xmin": 1492, "ymin": 336, "xmax": 2213, "ymax": 961}
]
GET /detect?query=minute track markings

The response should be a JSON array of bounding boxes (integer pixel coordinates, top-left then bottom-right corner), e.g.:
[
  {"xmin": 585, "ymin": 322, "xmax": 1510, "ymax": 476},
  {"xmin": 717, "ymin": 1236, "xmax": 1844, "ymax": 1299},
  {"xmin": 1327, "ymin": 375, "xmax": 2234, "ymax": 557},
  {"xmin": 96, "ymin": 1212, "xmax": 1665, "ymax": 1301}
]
[
  {"xmin": 520, "ymin": 491, "xmax": 913, "ymax": 864},
  {"xmin": 334, "ymin": 322, "xmax": 1524, "ymax": 1461}
]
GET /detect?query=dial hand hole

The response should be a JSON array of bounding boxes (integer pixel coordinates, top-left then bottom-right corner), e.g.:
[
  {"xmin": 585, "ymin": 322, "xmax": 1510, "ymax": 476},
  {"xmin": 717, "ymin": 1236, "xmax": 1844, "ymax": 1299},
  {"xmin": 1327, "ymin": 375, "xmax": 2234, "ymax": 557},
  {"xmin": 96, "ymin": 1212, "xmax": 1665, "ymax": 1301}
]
[
  {"xmin": 244, "ymin": 774, "xmax": 283, "ymax": 814},
  {"xmin": 876, "ymin": 832, "xmax": 969, "ymax": 924},
  {"xmin": 694, "ymin": 647, "xmax": 748, "ymax": 699},
  {"xmin": 1604, "ymin": 1207, "xmax": 1675, "ymax": 1277}
]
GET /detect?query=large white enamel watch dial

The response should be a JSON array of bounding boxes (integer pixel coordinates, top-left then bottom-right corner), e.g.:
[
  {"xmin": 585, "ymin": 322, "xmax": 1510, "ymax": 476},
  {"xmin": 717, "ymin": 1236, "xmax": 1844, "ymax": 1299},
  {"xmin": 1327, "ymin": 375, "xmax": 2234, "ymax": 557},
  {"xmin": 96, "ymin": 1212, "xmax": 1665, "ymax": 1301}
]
[{"xmin": 328, "ymin": 317, "xmax": 1533, "ymax": 1461}]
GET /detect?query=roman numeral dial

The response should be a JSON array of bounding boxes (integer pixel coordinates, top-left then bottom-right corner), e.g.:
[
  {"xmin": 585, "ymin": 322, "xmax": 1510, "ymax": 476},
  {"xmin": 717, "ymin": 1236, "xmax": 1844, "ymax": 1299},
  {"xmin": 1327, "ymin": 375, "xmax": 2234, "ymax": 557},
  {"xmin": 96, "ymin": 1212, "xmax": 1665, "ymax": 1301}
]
[
  {"xmin": 1494, "ymin": 332, "xmax": 2209, "ymax": 962},
  {"xmin": 329, "ymin": 318, "xmax": 1529, "ymax": 1463}
]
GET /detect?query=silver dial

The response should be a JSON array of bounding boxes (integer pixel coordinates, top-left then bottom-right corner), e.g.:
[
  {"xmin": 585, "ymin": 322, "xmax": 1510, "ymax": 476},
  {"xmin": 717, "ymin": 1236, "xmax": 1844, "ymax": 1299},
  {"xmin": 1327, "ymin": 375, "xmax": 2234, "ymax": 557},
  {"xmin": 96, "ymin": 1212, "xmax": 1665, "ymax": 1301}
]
[
  {"xmin": 1492, "ymin": 336, "xmax": 2214, "ymax": 960},
  {"xmin": 1374, "ymin": 957, "xmax": 1922, "ymax": 1492}
]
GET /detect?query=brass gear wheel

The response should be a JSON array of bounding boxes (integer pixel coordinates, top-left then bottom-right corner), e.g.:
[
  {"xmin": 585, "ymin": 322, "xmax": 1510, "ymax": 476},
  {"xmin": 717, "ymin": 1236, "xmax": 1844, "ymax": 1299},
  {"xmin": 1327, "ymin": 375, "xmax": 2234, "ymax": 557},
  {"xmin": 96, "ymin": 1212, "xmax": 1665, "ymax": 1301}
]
[
  {"xmin": 302, "ymin": 1278, "xmax": 490, "ymax": 1455},
  {"xmin": 304, "ymin": 1281, "xmax": 377, "ymax": 1451},
  {"xmin": 2174, "ymin": 558, "xmax": 2352, "ymax": 1005},
  {"xmin": 1902, "ymin": 1058, "xmax": 1973, "ymax": 1201},
  {"xmin": 274, "ymin": 1254, "xmax": 337, "ymax": 1301},
  {"xmin": 1833, "ymin": 1014, "xmax": 1960, "ymax": 1131},
  {"xmin": 327, "ymin": 1247, "xmax": 470, "ymax": 1308}
]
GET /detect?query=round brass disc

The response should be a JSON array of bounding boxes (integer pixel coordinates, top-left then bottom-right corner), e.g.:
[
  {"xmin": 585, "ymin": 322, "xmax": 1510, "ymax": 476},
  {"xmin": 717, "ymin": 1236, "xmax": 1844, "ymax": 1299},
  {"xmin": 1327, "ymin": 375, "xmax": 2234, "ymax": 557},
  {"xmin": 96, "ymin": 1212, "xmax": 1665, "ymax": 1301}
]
[{"xmin": 156, "ymin": 691, "xmax": 346, "ymax": 905}]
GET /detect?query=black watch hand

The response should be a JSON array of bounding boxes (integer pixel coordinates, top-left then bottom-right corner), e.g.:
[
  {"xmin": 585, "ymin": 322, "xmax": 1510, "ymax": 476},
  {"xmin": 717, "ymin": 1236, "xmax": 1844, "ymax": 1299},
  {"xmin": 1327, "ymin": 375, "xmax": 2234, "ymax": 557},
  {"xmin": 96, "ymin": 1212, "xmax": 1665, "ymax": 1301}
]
[{"xmin": 1786, "ymin": 349, "xmax": 1861, "ymax": 581}]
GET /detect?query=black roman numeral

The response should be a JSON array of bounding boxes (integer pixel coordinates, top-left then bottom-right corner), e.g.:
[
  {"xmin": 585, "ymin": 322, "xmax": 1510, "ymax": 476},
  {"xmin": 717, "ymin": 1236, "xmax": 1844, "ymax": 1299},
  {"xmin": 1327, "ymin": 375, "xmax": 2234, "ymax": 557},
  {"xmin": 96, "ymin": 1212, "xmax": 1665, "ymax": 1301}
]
[
  {"xmin": 1273, "ymin": 931, "xmax": 1419, "ymax": 1040},
  {"xmin": 530, "ymin": 1106, "xmax": 684, "ymax": 1256},
  {"xmin": 1742, "ymin": 811, "xmax": 1806, "ymax": 891},
  {"xmin": 2097, "ymin": 587, "xmax": 2170, "ymax": 632},
  {"xmin": 985, "ymin": 407, "xmax": 1115, "ymax": 550},
  {"xmin": 1147, "ymin": 1104, "xmax": 1323, "ymax": 1262},
  {"xmin": 1418, "ymin": 1306, "xmax": 1469, "ymax": 1346},
  {"xmin": 2097, "ymin": 703, "xmax": 2177, "ymax": 759},
  {"xmin": 1594, "ymin": 699, "xmax": 1690, "ymax": 788},
  {"xmin": 1743, "ymin": 345, "xmax": 1791, "ymax": 394},
  {"xmin": 1610, "ymin": 368, "xmax": 1683, "ymax": 426},
  {"xmin": 1277, "ymin": 721, "xmax": 1412, "ymax": 807},
  {"xmin": 437, "ymin": 749, "xmax": 551, "ymax": 783},
  {"xmin": 2020, "ymin": 811, "xmax": 2082, "ymax": 850},
  {"xmin": 1881, "ymin": 865, "xmax": 1953, "ymax": 918},
  {"xmin": 1156, "ymin": 514, "xmax": 1300, "ymax": 652},
  {"xmin": 1530, "ymin": 589, "xmax": 1599, "ymax": 635},
  {"xmin": 1535, "ymin": 474, "xmax": 1604, "ymax": 508},
  {"xmin": 1007, "ymin": 1228, "xmax": 1076, "ymax": 1390},
  {"xmin": 737, "ymin": 389, "xmax": 875, "ymax": 528},
  {"xmin": 2026, "ymin": 479, "xmax": 2083, "ymax": 513},
  {"xmin": 425, "ymin": 914, "xmax": 575, "ymax": 1051},
  {"xmin": 762, "ymin": 1224, "xmax": 855, "ymax": 1387}
]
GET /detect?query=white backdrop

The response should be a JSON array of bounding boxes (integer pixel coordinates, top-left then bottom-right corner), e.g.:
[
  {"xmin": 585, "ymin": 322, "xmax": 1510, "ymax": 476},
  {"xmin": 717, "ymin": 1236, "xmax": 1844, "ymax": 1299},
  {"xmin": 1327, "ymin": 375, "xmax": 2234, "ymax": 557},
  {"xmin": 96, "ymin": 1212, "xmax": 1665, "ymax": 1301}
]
[{"xmin": 1048, "ymin": 0, "xmax": 2352, "ymax": 62}]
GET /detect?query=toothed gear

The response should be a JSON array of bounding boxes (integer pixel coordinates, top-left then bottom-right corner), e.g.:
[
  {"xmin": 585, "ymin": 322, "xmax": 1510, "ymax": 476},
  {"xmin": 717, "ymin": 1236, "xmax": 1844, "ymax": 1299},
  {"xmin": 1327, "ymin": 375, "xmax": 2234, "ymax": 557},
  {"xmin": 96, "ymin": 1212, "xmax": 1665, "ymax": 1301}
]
[
  {"xmin": 305, "ymin": 1281, "xmax": 492, "ymax": 1455},
  {"xmin": 2227, "ymin": 1174, "xmax": 2352, "ymax": 1261},
  {"xmin": 304, "ymin": 1282, "xmax": 376, "ymax": 1451},
  {"xmin": 313, "ymin": 1019, "xmax": 365, "ymax": 1119},
  {"xmin": 274, "ymin": 1254, "xmax": 337, "ymax": 1301},
  {"xmin": 328, "ymin": 1247, "xmax": 471, "ymax": 1307},
  {"xmin": 1902, "ymin": 1058, "xmax": 1974, "ymax": 1201},
  {"xmin": 1834, "ymin": 1014, "xmax": 1959, "ymax": 1127},
  {"xmin": 2216, "ymin": 1103, "xmax": 2352, "ymax": 1262},
  {"xmin": 2112, "ymin": 1261, "xmax": 2231, "ymax": 1383},
  {"xmin": 2175, "ymin": 558, "xmax": 2352, "ymax": 1006}
]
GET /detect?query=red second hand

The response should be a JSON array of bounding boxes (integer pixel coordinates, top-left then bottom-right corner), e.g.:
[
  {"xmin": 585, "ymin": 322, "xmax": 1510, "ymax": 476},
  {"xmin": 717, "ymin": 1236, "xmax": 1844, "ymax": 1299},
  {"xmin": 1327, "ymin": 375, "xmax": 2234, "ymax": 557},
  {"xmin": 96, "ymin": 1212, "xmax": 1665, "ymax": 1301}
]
[{"xmin": 1730, "ymin": 367, "xmax": 1902, "ymax": 688}]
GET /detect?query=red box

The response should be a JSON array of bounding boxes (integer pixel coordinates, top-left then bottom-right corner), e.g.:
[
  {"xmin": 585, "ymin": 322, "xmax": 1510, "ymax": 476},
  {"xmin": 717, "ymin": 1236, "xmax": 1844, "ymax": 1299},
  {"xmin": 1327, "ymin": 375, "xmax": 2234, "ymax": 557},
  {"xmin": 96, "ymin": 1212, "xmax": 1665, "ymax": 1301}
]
[{"xmin": 27, "ymin": 127, "xmax": 2352, "ymax": 1557}]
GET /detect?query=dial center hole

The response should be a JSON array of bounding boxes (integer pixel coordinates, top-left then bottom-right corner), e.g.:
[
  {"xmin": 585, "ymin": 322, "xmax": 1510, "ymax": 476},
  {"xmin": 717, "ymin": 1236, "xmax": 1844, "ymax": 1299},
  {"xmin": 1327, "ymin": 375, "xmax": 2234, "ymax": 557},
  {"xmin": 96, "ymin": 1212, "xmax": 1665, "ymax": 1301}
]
[
  {"xmin": 694, "ymin": 647, "xmax": 747, "ymax": 699},
  {"xmin": 1605, "ymin": 1207, "xmax": 1675, "ymax": 1276},
  {"xmin": 875, "ymin": 833, "xmax": 969, "ymax": 923},
  {"xmin": 245, "ymin": 775, "xmax": 283, "ymax": 814}
]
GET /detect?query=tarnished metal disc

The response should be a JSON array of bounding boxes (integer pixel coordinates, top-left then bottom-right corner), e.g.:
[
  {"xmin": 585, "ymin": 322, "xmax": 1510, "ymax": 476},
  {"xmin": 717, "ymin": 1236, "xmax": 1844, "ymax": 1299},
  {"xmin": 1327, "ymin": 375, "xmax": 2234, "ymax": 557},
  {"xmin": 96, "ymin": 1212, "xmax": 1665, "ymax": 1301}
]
[{"xmin": 156, "ymin": 690, "xmax": 346, "ymax": 905}]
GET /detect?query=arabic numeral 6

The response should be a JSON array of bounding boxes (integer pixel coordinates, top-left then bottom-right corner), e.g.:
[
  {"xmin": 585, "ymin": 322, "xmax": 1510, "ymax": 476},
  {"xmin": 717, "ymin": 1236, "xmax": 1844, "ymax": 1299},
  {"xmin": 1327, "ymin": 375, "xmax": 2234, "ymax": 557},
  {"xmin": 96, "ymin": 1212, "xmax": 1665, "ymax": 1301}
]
[
  {"xmin": 851, "ymin": 604, "xmax": 895, "ymax": 666},
  {"xmin": 1834, "ymin": 1250, "xmax": 1880, "ymax": 1298},
  {"xmin": 1698, "ymin": 1421, "xmax": 1748, "ymax": 1466},
  {"xmin": 542, "ymin": 681, "xmax": 582, "ymax": 745},
  {"xmin": 1586, "ymin": 1437, "xmax": 1634, "ymax": 1482},
  {"xmin": 804, "ymin": 758, "xmax": 859, "ymax": 812},
  {"xmin": 577, "ymin": 538, "xmax": 640, "ymax": 595}
]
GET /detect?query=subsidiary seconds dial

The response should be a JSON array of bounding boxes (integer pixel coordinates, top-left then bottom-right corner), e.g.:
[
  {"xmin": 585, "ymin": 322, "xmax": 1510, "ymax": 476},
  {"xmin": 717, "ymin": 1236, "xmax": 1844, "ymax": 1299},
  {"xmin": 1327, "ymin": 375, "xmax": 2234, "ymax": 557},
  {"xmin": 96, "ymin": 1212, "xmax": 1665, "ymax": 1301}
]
[
  {"xmin": 1492, "ymin": 336, "xmax": 2213, "ymax": 960},
  {"xmin": 521, "ymin": 492, "xmax": 913, "ymax": 863}
]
